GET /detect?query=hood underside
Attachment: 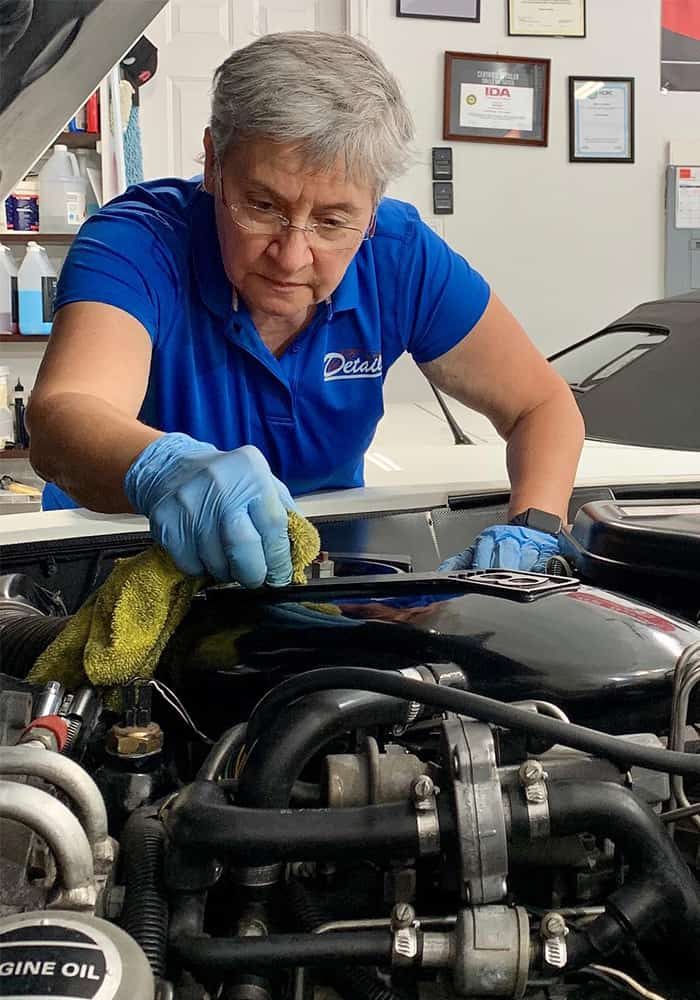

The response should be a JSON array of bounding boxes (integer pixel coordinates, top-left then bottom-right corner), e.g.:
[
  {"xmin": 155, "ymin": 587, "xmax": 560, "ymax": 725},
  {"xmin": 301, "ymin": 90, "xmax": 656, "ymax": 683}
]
[{"xmin": 0, "ymin": 0, "xmax": 167, "ymax": 201}]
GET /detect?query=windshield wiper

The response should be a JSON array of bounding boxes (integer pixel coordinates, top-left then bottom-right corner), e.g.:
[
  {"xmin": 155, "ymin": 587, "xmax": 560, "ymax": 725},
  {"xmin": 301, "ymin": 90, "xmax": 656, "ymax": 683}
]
[{"xmin": 429, "ymin": 383, "xmax": 476, "ymax": 445}]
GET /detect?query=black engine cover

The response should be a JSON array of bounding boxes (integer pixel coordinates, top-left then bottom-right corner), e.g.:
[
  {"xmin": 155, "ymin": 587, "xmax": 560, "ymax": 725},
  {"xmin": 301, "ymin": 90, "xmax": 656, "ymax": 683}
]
[{"xmin": 191, "ymin": 571, "xmax": 700, "ymax": 733}]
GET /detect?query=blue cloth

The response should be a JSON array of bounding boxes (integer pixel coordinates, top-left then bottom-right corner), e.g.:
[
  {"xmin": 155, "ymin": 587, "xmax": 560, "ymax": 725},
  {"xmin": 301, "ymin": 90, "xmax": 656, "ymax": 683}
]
[
  {"xmin": 123, "ymin": 104, "xmax": 144, "ymax": 187},
  {"xmin": 439, "ymin": 525, "xmax": 561, "ymax": 573},
  {"xmin": 43, "ymin": 177, "xmax": 490, "ymax": 510}
]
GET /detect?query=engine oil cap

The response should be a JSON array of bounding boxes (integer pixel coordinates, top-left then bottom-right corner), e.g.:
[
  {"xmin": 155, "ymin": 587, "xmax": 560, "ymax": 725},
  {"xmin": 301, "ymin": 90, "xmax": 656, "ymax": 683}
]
[{"xmin": 0, "ymin": 911, "xmax": 154, "ymax": 1000}]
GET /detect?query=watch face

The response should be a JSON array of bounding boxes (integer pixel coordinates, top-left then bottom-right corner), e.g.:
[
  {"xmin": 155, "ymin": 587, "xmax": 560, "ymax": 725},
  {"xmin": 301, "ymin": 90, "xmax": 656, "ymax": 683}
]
[{"xmin": 527, "ymin": 509, "xmax": 562, "ymax": 535}]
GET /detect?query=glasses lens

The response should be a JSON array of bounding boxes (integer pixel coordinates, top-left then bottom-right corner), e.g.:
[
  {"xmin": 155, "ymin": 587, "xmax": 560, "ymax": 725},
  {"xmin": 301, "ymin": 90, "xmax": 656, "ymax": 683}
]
[
  {"xmin": 233, "ymin": 205, "xmax": 368, "ymax": 250},
  {"xmin": 312, "ymin": 225, "xmax": 364, "ymax": 251},
  {"xmin": 235, "ymin": 205, "xmax": 285, "ymax": 234}
]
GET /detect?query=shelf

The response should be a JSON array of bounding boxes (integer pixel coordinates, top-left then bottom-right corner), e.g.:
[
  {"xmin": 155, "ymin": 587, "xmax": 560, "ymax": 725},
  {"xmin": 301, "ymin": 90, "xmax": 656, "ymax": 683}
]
[
  {"xmin": 0, "ymin": 449, "xmax": 29, "ymax": 459},
  {"xmin": 0, "ymin": 233, "xmax": 75, "ymax": 245},
  {"xmin": 1, "ymin": 333, "xmax": 50, "ymax": 341},
  {"xmin": 57, "ymin": 131, "xmax": 99, "ymax": 149}
]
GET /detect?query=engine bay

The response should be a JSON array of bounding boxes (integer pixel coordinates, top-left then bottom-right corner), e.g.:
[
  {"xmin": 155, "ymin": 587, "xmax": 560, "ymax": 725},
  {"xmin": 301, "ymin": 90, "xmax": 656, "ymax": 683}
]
[{"xmin": 2, "ymin": 498, "xmax": 700, "ymax": 1000}]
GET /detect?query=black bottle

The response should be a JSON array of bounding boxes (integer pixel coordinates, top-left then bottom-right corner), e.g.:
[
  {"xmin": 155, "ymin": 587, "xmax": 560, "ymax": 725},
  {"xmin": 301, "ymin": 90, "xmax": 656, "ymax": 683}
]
[{"xmin": 14, "ymin": 379, "xmax": 28, "ymax": 449}]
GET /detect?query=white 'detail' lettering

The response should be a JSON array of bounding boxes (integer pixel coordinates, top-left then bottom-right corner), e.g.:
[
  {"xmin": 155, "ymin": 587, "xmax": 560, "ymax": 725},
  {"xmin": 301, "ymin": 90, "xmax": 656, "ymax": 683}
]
[{"xmin": 323, "ymin": 351, "xmax": 383, "ymax": 382}]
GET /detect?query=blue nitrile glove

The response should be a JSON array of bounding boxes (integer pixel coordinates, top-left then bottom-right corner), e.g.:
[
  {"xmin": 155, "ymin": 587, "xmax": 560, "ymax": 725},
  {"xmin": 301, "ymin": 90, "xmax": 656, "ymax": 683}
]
[
  {"xmin": 439, "ymin": 524, "xmax": 561, "ymax": 573},
  {"xmin": 125, "ymin": 433, "xmax": 296, "ymax": 587}
]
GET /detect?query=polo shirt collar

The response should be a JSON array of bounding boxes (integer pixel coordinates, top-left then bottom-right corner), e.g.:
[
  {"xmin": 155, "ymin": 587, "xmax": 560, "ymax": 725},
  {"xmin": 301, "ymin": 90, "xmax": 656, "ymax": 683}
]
[
  {"xmin": 331, "ymin": 254, "xmax": 360, "ymax": 314},
  {"xmin": 191, "ymin": 187, "xmax": 235, "ymax": 319},
  {"xmin": 191, "ymin": 187, "xmax": 362, "ymax": 319}
]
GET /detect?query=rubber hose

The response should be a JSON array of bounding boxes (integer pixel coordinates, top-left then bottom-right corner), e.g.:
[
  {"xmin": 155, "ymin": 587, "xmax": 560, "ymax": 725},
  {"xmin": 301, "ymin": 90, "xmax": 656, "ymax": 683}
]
[
  {"xmin": 196, "ymin": 723, "xmax": 320, "ymax": 803},
  {"xmin": 290, "ymin": 780, "xmax": 321, "ymax": 807},
  {"xmin": 246, "ymin": 667, "xmax": 700, "ymax": 779},
  {"xmin": 120, "ymin": 807, "xmax": 169, "ymax": 978},
  {"xmin": 0, "ymin": 615, "xmax": 69, "ymax": 678},
  {"xmin": 171, "ymin": 930, "xmax": 393, "ymax": 972},
  {"xmin": 197, "ymin": 722, "xmax": 247, "ymax": 781},
  {"xmin": 513, "ymin": 782, "xmax": 700, "ymax": 969},
  {"xmin": 288, "ymin": 879, "xmax": 410, "ymax": 1000},
  {"xmin": 238, "ymin": 689, "xmax": 409, "ymax": 808},
  {"xmin": 165, "ymin": 779, "xmax": 453, "ymax": 863}
]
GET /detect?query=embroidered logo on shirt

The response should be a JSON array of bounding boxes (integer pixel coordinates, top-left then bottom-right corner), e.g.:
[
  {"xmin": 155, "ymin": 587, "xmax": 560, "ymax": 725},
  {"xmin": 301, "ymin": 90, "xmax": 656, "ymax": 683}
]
[{"xmin": 323, "ymin": 350, "xmax": 383, "ymax": 382}]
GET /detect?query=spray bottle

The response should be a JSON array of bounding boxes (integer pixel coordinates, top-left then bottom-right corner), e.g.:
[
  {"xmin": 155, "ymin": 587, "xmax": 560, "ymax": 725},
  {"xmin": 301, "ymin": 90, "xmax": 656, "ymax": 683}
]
[{"xmin": 14, "ymin": 379, "xmax": 28, "ymax": 449}]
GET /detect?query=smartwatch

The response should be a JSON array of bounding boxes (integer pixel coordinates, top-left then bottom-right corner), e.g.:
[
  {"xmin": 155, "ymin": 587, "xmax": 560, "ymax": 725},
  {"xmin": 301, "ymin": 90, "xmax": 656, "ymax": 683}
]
[{"xmin": 508, "ymin": 507, "xmax": 563, "ymax": 537}]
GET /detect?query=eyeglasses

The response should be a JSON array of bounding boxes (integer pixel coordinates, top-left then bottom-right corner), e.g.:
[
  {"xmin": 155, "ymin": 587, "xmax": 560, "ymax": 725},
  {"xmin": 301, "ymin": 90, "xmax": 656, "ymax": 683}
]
[
  {"xmin": 228, "ymin": 202, "xmax": 374, "ymax": 251},
  {"xmin": 216, "ymin": 165, "xmax": 375, "ymax": 252}
]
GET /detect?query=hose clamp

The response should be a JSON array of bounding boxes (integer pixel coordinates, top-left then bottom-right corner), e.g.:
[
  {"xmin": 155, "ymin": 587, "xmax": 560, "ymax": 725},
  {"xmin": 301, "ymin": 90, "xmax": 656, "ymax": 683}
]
[
  {"xmin": 394, "ymin": 667, "xmax": 427, "ymax": 734},
  {"xmin": 411, "ymin": 774, "xmax": 441, "ymax": 857},
  {"xmin": 519, "ymin": 760, "xmax": 550, "ymax": 840},
  {"xmin": 392, "ymin": 926, "xmax": 420, "ymax": 968}
]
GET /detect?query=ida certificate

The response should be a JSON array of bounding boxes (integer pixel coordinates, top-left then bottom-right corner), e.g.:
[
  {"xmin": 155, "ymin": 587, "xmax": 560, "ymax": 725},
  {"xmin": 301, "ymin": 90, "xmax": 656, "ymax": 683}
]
[{"xmin": 459, "ymin": 82, "xmax": 534, "ymax": 132}]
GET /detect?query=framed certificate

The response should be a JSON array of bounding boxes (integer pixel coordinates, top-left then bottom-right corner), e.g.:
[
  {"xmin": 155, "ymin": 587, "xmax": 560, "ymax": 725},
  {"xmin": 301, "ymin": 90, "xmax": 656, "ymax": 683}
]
[
  {"xmin": 508, "ymin": 0, "xmax": 586, "ymax": 38},
  {"xmin": 444, "ymin": 52, "xmax": 551, "ymax": 147},
  {"xmin": 569, "ymin": 77, "xmax": 635, "ymax": 163},
  {"xmin": 397, "ymin": 0, "xmax": 480, "ymax": 21}
]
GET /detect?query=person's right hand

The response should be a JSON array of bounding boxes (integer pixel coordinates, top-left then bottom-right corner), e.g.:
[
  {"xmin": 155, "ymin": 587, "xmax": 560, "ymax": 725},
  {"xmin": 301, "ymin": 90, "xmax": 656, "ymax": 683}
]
[{"xmin": 124, "ymin": 433, "xmax": 296, "ymax": 587}]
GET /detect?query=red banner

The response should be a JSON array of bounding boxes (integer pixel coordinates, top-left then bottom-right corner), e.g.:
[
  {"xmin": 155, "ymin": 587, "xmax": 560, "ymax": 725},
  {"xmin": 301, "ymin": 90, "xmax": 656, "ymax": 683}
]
[
  {"xmin": 662, "ymin": 0, "xmax": 700, "ymax": 91},
  {"xmin": 662, "ymin": 0, "xmax": 700, "ymax": 42}
]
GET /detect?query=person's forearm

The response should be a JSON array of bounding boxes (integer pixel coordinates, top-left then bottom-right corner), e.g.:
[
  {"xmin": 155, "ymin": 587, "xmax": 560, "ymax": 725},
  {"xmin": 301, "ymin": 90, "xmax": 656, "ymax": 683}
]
[
  {"xmin": 505, "ymin": 384, "xmax": 584, "ymax": 522},
  {"xmin": 27, "ymin": 392, "xmax": 162, "ymax": 512}
]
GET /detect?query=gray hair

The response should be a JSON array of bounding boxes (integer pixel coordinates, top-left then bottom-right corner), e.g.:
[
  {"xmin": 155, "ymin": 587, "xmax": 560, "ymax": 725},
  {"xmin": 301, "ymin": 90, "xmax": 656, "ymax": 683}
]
[{"xmin": 210, "ymin": 31, "xmax": 414, "ymax": 197}]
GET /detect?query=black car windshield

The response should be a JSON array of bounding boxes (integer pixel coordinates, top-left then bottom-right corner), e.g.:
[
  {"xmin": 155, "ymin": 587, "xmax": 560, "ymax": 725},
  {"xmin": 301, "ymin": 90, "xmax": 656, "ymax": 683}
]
[{"xmin": 551, "ymin": 328, "xmax": 668, "ymax": 390}]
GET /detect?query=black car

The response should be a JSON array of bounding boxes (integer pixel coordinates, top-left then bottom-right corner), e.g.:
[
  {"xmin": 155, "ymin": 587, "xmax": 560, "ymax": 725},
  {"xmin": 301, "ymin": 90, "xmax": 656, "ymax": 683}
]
[{"xmin": 550, "ymin": 291, "xmax": 700, "ymax": 451}]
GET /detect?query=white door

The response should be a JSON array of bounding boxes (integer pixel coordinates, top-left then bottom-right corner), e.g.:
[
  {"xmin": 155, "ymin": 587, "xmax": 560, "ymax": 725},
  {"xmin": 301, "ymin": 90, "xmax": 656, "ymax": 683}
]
[{"xmin": 140, "ymin": 0, "xmax": 369, "ymax": 181}]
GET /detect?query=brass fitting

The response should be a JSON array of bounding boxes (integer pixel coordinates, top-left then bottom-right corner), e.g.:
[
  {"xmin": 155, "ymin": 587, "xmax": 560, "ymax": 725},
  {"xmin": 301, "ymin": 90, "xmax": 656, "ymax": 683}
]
[{"xmin": 106, "ymin": 721, "xmax": 163, "ymax": 758}]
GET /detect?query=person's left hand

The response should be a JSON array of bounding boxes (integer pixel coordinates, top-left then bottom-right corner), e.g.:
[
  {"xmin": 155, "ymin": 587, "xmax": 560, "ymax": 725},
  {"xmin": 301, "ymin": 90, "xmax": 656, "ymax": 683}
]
[{"xmin": 439, "ymin": 524, "xmax": 561, "ymax": 573}]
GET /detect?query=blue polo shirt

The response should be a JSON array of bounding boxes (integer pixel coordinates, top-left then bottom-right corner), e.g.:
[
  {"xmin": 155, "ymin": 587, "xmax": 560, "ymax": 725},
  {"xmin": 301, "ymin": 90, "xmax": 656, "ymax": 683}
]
[{"xmin": 42, "ymin": 178, "xmax": 489, "ymax": 510}]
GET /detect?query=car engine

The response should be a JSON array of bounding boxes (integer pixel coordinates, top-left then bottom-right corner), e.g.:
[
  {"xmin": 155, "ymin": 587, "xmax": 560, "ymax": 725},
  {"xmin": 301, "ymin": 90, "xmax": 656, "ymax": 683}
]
[{"xmin": 2, "ymin": 506, "xmax": 700, "ymax": 1000}]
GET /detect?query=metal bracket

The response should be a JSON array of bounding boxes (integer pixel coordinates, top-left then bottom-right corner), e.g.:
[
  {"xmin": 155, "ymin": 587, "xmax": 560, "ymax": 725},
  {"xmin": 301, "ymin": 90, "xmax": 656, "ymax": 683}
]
[{"xmin": 442, "ymin": 719, "xmax": 508, "ymax": 904}]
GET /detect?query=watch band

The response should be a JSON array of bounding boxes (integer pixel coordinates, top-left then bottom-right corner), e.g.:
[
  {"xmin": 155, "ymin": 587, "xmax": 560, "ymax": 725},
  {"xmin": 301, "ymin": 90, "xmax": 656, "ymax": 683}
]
[{"xmin": 508, "ymin": 507, "xmax": 563, "ymax": 536}]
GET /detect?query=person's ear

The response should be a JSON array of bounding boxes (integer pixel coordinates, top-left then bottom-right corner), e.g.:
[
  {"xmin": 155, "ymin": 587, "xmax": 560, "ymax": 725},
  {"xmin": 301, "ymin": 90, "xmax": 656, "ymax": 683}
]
[{"xmin": 203, "ymin": 128, "xmax": 217, "ymax": 196}]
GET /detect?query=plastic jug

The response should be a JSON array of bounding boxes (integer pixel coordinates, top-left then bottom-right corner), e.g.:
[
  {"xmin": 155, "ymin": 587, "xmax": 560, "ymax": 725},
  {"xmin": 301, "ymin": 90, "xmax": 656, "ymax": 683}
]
[
  {"xmin": 38, "ymin": 144, "xmax": 87, "ymax": 232},
  {"xmin": 0, "ymin": 245, "xmax": 19, "ymax": 333},
  {"xmin": 18, "ymin": 241, "xmax": 56, "ymax": 335},
  {"xmin": 75, "ymin": 149, "xmax": 100, "ymax": 217}
]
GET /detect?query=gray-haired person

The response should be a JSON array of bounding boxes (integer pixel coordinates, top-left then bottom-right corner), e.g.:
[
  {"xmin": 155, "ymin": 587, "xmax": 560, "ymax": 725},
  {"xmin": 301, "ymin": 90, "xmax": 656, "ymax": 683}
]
[{"xmin": 28, "ymin": 31, "xmax": 583, "ymax": 586}]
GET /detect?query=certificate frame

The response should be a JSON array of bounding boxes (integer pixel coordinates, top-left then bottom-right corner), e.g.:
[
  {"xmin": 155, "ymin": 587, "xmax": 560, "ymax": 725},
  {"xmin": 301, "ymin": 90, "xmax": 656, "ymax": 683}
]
[
  {"xmin": 569, "ymin": 76, "xmax": 635, "ymax": 163},
  {"xmin": 397, "ymin": 0, "xmax": 480, "ymax": 21},
  {"xmin": 507, "ymin": 0, "xmax": 586, "ymax": 38},
  {"xmin": 443, "ymin": 51, "xmax": 551, "ymax": 147}
]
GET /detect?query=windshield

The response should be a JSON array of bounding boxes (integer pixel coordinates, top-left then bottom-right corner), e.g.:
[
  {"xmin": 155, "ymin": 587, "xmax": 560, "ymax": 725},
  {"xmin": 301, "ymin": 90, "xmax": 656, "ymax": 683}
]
[{"xmin": 551, "ymin": 329, "xmax": 668, "ymax": 390}]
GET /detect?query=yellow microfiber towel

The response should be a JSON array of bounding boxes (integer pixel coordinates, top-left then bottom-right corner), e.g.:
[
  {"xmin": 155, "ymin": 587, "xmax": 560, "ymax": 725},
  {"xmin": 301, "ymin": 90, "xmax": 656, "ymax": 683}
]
[
  {"xmin": 28, "ymin": 511, "xmax": 321, "ymax": 692},
  {"xmin": 287, "ymin": 510, "xmax": 322, "ymax": 582}
]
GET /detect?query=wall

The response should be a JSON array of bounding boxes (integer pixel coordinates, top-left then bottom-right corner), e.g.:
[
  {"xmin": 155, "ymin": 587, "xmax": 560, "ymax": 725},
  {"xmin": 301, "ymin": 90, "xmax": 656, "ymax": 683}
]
[
  {"xmin": 6, "ymin": 1, "xmax": 699, "ymax": 403},
  {"xmin": 374, "ymin": 0, "xmax": 700, "ymax": 400}
]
